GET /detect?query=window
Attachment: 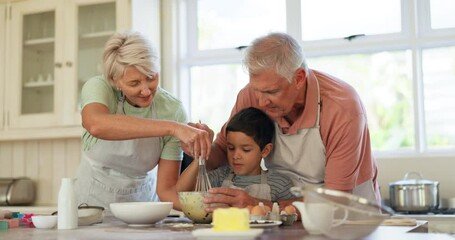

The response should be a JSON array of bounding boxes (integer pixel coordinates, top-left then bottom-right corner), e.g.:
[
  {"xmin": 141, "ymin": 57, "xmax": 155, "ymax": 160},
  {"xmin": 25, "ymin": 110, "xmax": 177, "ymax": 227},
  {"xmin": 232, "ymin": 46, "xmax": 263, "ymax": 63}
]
[
  {"xmin": 308, "ymin": 51, "xmax": 415, "ymax": 151},
  {"xmin": 301, "ymin": 0, "xmax": 401, "ymax": 41},
  {"xmin": 174, "ymin": 0, "xmax": 455, "ymax": 156},
  {"xmin": 190, "ymin": 64, "xmax": 248, "ymax": 134},
  {"xmin": 422, "ymin": 46, "xmax": 455, "ymax": 149},
  {"xmin": 196, "ymin": 0, "xmax": 286, "ymax": 50},
  {"xmin": 430, "ymin": 0, "xmax": 455, "ymax": 29}
]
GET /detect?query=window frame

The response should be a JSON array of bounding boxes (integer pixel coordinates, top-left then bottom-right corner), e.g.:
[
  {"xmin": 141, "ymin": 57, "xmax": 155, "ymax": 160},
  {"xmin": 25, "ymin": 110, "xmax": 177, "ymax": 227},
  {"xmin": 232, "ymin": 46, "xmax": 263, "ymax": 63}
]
[{"xmin": 169, "ymin": 0, "xmax": 455, "ymax": 158}]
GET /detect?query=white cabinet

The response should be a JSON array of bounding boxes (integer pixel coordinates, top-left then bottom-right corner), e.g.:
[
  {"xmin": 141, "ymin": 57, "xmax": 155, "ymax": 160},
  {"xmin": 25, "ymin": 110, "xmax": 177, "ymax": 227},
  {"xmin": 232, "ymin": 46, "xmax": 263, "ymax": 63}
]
[{"xmin": 1, "ymin": 0, "xmax": 132, "ymax": 139}]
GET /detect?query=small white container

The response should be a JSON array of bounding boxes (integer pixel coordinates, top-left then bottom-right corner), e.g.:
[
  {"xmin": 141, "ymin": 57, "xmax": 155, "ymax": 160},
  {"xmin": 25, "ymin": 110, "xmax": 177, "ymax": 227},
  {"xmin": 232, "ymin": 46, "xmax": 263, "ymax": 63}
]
[
  {"xmin": 32, "ymin": 215, "xmax": 57, "ymax": 229},
  {"xmin": 58, "ymin": 178, "xmax": 78, "ymax": 229},
  {"xmin": 37, "ymin": 74, "xmax": 44, "ymax": 83}
]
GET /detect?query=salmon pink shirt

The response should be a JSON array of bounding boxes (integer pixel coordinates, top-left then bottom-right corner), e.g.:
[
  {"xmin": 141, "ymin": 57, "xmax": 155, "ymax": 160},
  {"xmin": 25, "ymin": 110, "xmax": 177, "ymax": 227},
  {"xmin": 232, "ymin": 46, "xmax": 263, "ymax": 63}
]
[{"xmin": 214, "ymin": 69, "xmax": 380, "ymax": 203}]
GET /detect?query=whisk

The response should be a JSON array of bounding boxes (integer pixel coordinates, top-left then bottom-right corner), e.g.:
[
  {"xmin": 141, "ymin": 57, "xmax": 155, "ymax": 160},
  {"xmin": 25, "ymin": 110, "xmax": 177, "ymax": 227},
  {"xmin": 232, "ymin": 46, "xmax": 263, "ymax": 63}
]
[{"xmin": 195, "ymin": 156, "xmax": 212, "ymax": 192}]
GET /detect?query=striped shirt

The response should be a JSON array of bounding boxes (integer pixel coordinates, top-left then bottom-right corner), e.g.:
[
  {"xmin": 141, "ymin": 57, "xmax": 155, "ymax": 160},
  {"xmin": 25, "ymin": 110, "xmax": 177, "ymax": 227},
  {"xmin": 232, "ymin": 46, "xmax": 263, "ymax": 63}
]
[{"xmin": 208, "ymin": 165, "xmax": 295, "ymax": 201}]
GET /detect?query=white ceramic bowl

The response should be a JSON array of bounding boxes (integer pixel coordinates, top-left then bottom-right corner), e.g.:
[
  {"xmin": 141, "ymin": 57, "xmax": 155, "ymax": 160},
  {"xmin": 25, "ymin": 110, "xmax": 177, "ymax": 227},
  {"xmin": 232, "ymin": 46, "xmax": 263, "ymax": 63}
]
[
  {"xmin": 32, "ymin": 215, "xmax": 58, "ymax": 229},
  {"xmin": 110, "ymin": 202, "xmax": 173, "ymax": 225}
]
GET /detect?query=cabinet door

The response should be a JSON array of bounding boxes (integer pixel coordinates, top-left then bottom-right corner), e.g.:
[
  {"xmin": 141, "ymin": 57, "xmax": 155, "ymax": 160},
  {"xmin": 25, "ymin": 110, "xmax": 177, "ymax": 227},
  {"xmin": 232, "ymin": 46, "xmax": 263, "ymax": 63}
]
[
  {"xmin": 67, "ymin": 0, "xmax": 123, "ymax": 125},
  {"xmin": 8, "ymin": 0, "xmax": 61, "ymax": 128},
  {"xmin": 63, "ymin": 0, "xmax": 131, "ymax": 125},
  {"xmin": 7, "ymin": 0, "xmax": 131, "ymax": 129}
]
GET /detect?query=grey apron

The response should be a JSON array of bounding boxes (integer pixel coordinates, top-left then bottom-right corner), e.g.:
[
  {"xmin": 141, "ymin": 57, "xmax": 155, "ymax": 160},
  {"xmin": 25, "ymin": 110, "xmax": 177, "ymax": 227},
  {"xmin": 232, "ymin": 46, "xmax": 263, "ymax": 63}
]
[
  {"xmin": 75, "ymin": 95, "xmax": 161, "ymax": 210},
  {"xmin": 264, "ymin": 74, "xmax": 377, "ymax": 203},
  {"xmin": 221, "ymin": 170, "xmax": 272, "ymax": 201}
]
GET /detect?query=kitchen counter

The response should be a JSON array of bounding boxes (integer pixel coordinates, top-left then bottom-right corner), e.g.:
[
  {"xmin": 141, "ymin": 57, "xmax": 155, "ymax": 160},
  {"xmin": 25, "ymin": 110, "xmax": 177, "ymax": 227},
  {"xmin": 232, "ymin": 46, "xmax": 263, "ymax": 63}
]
[
  {"xmin": 1, "ymin": 214, "xmax": 454, "ymax": 240},
  {"xmin": 0, "ymin": 206, "xmax": 57, "ymax": 215}
]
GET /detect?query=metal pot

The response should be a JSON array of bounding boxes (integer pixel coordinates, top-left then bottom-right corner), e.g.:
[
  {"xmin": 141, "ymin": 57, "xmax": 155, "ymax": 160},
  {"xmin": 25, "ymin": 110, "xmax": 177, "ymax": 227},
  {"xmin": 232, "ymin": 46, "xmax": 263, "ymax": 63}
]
[
  {"xmin": 0, "ymin": 178, "xmax": 35, "ymax": 206},
  {"xmin": 389, "ymin": 172, "xmax": 439, "ymax": 212}
]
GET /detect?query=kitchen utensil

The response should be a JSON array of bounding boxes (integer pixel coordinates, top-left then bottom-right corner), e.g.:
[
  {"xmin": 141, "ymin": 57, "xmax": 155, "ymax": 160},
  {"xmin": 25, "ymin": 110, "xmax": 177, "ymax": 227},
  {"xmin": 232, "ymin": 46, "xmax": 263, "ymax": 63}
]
[
  {"xmin": 389, "ymin": 172, "xmax": 439, "ymax": 212},
  {"xmin": 249, "ymin": 220, "xmax": 282, "ymax": 228},
  {"xmin": 291, "ymin": 186, "xmax": 393, "ymax": 240},
  {"xmin": 77, "ymin": 204, "xmax": 105, "ymax": 226},
  {"xmin": 280, "ymin": 213, "xmax": 298, "ymax": 226},
  {"xmin": 382, "ymin": 218, "xmax": 417, "ymax": 226},
  {"xmin": 110, "ymin": 202, "xmax": 173, "ymax": 226},
  {"xmin": 0, "ymin": 178, "xmax": 35, "ymax": 206},
  {"xmin": 195, "ymin": 156, "xmax": 211, "ymax": 192},
  {"xmin": 178, "ymin": 191, "xmax": 212, "ymax": 223},
  {"xmin": 293, "ymin": 201, "xmax": 349, "ymax": 235},
  {"xmin": 52, "ymin": 203, "xmax": 105, "ymax": 226}
]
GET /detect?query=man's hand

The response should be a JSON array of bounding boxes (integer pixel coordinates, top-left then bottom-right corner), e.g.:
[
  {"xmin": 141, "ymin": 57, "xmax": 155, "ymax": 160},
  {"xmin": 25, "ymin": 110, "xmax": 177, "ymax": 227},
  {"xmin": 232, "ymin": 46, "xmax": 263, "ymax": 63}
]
[{"xmin": 203, "ymin": 187, "xmax": 261, "ymax": 212}]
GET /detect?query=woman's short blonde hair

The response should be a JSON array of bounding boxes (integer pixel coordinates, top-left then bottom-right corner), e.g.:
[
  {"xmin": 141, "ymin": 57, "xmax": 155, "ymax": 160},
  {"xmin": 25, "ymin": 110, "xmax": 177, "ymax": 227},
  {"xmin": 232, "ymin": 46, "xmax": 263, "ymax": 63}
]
[{"xmin": 103, "ymin": 31, "xmax": 160, "ymax": 85}]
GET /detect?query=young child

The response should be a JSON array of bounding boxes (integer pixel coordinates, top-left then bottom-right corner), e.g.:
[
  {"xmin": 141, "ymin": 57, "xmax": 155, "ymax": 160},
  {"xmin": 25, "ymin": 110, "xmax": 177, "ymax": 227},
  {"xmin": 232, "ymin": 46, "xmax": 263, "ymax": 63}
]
[{"xmin": 176, "ymin": 107, "xmax": 294, "ymax": 202}]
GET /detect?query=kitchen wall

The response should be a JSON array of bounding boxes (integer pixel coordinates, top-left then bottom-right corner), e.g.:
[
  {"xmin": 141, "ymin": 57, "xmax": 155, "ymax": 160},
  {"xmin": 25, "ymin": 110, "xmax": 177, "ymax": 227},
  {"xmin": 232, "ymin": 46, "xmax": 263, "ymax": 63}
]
[
  {"xmin": 377, "ymin": 156, "xmax": 455, "ymax": 207},
  {"xmin": 0, "ymin": 139, "xmax": 80, "ymax": 205},
  {"xmin": 1, "ymin": 138, "xmax": 454, "ymax": 206}
]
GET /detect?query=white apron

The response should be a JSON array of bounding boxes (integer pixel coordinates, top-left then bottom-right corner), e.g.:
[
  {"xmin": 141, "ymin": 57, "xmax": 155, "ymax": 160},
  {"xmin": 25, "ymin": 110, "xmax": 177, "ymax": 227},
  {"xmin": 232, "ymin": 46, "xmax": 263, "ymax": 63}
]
[
  {"xmin": 221, "ymin": 170, "xmax": 272, "ymax": 201},
  {"xmin": 75, "ymin": 95, "xmax": 161, "ymax": 210},
  {"xmin": 264, "ymin": 75, "xmax": 377, "ymax": 203}
]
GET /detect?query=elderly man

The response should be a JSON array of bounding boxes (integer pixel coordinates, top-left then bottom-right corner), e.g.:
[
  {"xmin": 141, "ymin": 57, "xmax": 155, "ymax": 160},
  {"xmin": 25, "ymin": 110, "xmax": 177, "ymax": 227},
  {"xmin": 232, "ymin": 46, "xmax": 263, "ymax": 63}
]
[{"xmin": 193, "ymin": 32, "xmax": 380, "ymax": 210}]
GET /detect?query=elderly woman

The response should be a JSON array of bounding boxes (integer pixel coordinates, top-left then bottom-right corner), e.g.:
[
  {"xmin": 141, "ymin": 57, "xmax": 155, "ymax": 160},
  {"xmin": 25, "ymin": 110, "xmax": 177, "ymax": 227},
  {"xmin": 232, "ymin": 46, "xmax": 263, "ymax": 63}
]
[{"xmin": 75, "ymin": 31, "xmax": 211, "ymax": 210}]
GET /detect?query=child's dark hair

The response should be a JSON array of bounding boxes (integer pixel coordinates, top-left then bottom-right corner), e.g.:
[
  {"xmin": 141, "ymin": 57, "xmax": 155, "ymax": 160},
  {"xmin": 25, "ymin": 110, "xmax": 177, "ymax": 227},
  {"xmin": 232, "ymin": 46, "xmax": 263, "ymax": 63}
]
[{"xmin": 226, "ymin": 107, "xmax": 275, "ymax": 150}]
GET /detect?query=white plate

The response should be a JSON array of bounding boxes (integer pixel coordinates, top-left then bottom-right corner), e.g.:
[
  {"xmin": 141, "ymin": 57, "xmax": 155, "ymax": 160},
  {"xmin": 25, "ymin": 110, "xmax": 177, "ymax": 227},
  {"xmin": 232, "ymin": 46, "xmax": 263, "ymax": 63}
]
[
  {"xmin": 128, "ymin": 224, "xmax": 153, "ymax": 228},
  {"xmin": 249, "ymin": 220, "xmax": 282, "ymax": 228},
  {"xmin": 192, "ymin": 228, "xmax": 263, "ymax": 240}
]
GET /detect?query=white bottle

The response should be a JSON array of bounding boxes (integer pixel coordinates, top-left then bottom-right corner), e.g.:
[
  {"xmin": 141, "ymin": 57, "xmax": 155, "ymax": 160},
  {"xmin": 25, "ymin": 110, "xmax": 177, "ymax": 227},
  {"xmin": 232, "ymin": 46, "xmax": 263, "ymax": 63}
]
[{"xmin": 58, "ymin": 178, "xmax": 78, "ymax": 229}]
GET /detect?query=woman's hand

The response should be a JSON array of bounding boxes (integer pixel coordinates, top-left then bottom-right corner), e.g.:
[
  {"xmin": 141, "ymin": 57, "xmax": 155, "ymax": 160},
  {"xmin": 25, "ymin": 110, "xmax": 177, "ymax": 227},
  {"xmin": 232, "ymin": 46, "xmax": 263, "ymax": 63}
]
[
  {"xmin": 203, "ymin": 187, "xmax": 260, "ymax": 212},
  {"xmin": 180, "ymin": 122, "xmax": 214, "ymax": 160},
  {"xmin": 176, "ymin": 122, "xmax": 213, "ymax": 160}
]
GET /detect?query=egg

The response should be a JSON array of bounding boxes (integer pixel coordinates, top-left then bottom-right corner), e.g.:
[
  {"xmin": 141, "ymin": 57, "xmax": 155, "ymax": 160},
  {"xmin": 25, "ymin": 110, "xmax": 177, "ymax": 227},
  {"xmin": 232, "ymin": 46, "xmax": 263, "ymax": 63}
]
[
  {"xmin": 263, "ymin": 205, "xmax": 271, "ymax": 214},
  {"xmin": 284, "ymin": 205, "xmax": 297, "ymax": 214},
  {"xmin": 250, "ymin": 205, "xmax": 266, "ymax": 216},
  {"xmin": 245, "ymin": 205, "xmax": 254, "ymax": 213}
]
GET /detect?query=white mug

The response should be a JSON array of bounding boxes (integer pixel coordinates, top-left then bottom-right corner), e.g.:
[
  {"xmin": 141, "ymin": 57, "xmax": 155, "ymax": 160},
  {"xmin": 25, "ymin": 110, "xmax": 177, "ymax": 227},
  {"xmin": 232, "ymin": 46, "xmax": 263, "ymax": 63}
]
[{"xmin": 293, "ymin": 201, "xmax": 348, "ymax": 235}]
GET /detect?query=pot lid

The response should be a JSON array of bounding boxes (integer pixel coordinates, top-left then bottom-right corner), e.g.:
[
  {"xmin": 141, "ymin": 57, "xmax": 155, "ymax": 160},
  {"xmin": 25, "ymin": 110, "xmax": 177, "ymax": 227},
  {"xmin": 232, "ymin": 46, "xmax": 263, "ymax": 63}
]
[{"xmin": 389, "ymin": 172, "xmax": 439, "ymax": 186}]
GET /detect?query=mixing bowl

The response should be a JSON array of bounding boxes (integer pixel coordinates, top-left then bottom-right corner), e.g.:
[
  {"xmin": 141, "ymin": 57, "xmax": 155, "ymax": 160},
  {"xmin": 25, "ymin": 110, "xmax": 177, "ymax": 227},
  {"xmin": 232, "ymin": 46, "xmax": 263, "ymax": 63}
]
[
  {"xmin": 291, "ymin": 187, "xmax": 394, "ymax": 239},
  {"xmin": 178, "ymin": 191, "xmax": 212, "ymax": 223},
  {"xmin": 110, "ymin": 202, "xmax": 172, "ymax": 226}
]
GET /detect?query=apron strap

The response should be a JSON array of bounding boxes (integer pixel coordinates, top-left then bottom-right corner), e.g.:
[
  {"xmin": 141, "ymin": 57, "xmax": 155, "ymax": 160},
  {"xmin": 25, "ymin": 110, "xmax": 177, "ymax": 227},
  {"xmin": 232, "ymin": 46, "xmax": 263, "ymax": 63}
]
[
  {"xmin": 260, "ymin": 169, "xmax": 267, "ymax": 184},
  {"xmin": 116, "ymin": 92, "xmax": 126, "ymax": 114},
  {"xmin": 314, "ymin": 73, "xmax": 322, "ymax": 128}
]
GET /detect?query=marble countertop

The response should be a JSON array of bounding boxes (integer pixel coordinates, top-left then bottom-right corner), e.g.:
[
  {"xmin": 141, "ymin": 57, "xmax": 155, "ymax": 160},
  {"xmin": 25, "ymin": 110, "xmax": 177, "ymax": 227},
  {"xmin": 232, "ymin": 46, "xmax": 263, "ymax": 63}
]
[
  {"xmin": 1, "ymin": 214, "xmax": 454, "ymax": 240},
  {"xmin": 0, "ymin": 206, "xmax": 57, "ymax": 215}
]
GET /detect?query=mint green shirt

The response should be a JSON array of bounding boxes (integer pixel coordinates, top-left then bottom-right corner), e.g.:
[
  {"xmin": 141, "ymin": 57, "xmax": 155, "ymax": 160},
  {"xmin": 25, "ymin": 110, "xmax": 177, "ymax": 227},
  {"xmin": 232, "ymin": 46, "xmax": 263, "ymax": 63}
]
[{"xmin": 80, "ymin": 75, "xmax": 187, "ymax": 161}]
